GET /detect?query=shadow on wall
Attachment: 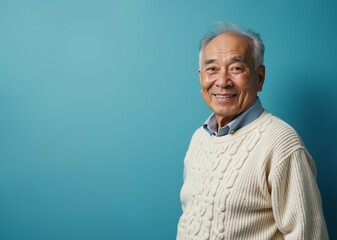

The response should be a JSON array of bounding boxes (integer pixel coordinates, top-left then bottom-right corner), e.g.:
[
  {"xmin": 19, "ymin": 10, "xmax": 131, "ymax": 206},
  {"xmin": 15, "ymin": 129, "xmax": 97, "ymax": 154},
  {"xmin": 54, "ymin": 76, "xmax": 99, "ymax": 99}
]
[{"xmin": 289, "ymin": 74, "xmax": 337, "ymax": 238}]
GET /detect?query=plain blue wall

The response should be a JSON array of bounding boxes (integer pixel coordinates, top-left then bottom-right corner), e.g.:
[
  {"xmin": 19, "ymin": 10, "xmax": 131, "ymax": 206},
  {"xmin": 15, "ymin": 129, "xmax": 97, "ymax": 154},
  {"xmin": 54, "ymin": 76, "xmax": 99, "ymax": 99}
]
[{"xmin": 1, "ymin": 0, "xmax": 336, "ymax": 239}]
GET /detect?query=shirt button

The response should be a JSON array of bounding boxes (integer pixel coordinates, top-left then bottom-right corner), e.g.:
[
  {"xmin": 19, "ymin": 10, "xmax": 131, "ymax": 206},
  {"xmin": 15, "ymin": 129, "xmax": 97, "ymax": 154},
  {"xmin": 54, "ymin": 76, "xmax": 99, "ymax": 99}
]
[{"xmin": 230, "ymin": 129, "xmax": 235, "ymax": 134}]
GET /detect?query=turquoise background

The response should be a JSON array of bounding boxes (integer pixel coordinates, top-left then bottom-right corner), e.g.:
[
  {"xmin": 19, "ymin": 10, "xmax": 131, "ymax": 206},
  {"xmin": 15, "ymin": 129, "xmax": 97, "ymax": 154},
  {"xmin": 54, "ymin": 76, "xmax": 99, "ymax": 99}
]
[{"xmin": 1, "ymin": 0, "xmax": 336, "ymax": 239}]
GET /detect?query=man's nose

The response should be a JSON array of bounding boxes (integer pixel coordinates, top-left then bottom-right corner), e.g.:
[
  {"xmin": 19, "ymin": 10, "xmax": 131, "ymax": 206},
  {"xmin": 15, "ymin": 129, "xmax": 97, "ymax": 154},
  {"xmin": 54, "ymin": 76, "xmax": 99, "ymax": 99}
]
[{"xmin": 216, "ymin": 69, "xmax": 233, "ymax": 88}]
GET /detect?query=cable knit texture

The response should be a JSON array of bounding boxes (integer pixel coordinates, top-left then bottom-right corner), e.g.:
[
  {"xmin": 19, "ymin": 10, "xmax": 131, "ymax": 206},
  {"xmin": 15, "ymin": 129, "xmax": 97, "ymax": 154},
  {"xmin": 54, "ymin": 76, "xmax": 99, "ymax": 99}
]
[{"xmin": 177, "ymin": 111, "xmax": 328, "ymax": 240}]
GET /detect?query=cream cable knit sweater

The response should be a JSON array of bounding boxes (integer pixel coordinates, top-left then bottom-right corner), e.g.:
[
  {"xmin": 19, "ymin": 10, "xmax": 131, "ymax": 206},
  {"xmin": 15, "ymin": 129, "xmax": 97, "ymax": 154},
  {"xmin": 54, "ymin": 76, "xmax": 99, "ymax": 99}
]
[{"xmin": 177, "ymin": 111, "xmax": 328, "ymax": 240}]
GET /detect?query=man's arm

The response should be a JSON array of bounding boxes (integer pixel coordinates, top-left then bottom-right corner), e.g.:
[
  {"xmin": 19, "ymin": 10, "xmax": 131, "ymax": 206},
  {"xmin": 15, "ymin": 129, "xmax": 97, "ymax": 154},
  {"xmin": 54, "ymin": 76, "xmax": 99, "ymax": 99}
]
[{"xmin": 268, "ymin": 147, "xmax": 328, "ymax": 239}]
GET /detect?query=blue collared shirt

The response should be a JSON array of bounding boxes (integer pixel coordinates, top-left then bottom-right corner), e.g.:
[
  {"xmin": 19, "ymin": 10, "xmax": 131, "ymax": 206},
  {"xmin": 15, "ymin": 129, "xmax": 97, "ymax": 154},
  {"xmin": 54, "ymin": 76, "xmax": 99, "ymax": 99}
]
[
  {"xmin": 203, "ymin": 97, "xmax": 264, "ymax": 137},
  {"xmin": 183, "ymin": 98, "xmax": 264, "ymax": 181}
]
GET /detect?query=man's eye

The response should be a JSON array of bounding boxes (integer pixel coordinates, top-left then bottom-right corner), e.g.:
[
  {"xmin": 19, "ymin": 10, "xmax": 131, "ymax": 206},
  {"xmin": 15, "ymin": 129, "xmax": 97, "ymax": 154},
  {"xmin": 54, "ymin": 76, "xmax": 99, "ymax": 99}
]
[
  {"xmin": 206, "ymin": 67, "xmax": 217, "ymax": 71},
  {"xmin": 231, "ymin": 66, "xmax": 244, "ymax": 72}
]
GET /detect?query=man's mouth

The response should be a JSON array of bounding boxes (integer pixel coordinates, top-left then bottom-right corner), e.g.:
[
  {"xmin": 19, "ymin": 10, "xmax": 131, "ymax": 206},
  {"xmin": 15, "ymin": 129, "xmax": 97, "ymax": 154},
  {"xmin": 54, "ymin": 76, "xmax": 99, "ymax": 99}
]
[{"xmin": 214, "ymin": 94, "xmax": 236, "ymax": 99}]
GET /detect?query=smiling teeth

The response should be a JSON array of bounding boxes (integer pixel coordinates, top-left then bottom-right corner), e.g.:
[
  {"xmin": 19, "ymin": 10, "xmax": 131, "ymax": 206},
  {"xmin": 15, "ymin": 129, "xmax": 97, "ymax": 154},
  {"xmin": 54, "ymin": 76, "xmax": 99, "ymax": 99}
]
[{"xmin": 215, "ymin": 94, "xmax": 233, "ymax": 98}]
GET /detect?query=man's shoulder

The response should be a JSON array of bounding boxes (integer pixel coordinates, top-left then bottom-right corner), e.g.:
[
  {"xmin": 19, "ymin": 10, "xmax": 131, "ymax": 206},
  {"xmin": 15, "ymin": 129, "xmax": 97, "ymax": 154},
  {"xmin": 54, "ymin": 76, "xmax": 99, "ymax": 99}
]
[
  {"xmin": 262, "ymin": 113, "xmax": 307, "ymax": 153},
  {"xmin": 189, "ymin": 126, "xmax": 207, "ymax": 142},
  {"xmin": 260, "ymin": 113, "xmax": 316, "ymax": 177},
  {"xmin": 267, "ymin": 114, "xmax": 301, "ymax": 139}
]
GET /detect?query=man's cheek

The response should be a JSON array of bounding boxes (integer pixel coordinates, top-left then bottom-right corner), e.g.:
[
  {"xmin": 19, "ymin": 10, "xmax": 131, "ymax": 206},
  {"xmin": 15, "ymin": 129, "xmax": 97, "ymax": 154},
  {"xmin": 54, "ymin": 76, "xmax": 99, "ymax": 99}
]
[{"xmin": 201, "ymin": 80, "xmax": 213, "ymax": 90}]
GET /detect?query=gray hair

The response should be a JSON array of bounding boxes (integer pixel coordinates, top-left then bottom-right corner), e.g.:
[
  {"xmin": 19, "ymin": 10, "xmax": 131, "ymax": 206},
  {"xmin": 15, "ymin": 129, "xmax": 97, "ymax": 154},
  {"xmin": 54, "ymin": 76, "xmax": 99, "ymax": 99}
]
[{"xmin": 199, "ymin": 22, "xmax": 265, "ymax": 70}]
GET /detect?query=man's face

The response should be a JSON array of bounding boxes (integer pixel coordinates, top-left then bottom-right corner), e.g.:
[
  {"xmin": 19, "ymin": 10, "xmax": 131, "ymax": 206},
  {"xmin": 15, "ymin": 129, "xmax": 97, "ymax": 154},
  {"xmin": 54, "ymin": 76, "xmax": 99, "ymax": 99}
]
[{"xmin": 199, "ymin": 33, "xmax": 265, "ymax": 127}]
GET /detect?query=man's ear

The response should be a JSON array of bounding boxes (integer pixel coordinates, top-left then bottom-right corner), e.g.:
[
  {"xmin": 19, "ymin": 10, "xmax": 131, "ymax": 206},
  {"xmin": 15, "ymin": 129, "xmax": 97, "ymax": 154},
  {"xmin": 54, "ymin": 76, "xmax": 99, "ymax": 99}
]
[
  {"xmin": 257, "ymin": 65, "xmax": 265, "ymax": 92},
  {"xmin": 198, "ymin": 69, "xmax": 202, "ymax": 84}
]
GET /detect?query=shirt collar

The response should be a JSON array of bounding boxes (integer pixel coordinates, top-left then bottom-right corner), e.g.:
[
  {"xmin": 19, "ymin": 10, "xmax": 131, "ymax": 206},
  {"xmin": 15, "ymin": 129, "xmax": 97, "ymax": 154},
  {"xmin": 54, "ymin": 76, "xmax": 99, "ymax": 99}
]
[{"xmin": 203, "ymin": 97, "xmax": 264, "ymax": 137}]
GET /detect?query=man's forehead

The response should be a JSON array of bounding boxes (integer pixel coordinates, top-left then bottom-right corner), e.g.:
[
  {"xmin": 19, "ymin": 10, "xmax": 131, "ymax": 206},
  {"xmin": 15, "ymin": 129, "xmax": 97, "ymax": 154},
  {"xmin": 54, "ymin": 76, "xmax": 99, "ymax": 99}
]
[
  {"xmin": 205, "ymin": 33, "xmax": 251, "ymax": 52},
  {"xmin": 213, "ymin": 32, "xmax": 250, "ymax": 44},
  {"xmin": 202, "ymin": 33, "xmax": 253, "ymax": 63}
]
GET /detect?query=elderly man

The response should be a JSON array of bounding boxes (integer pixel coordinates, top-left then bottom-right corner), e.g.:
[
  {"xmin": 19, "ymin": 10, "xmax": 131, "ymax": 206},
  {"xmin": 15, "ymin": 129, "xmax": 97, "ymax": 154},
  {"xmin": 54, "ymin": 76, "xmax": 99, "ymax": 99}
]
[{"xmin": 177, "ymin": 23, "xmax": 328, "ymax": 240}]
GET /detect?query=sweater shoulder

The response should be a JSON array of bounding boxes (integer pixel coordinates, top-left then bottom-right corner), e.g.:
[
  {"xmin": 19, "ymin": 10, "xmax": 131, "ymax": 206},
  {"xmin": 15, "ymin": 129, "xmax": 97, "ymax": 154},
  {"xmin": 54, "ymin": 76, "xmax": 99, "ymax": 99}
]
[
  {"xmin": 192, "ymin": 126, "xmax": 208, "ymax": 138},
  {"xmin": 188, "ymin": 126, "xmax": 208, "ymax": 146},
  {"xmin": 266, "ymin": 115, "xmax": 304, "ymax": 147},
  {"xmin": 262, "ymin": 114, "xmax": 312, "ymax": 165}
]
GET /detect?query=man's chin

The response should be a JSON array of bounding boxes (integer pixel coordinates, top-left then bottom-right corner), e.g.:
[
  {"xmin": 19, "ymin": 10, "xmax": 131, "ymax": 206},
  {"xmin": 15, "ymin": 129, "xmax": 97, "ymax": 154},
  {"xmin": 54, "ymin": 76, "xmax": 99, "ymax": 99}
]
[
  {"xmin": 213, "ymin": 110, "xmax": 237, "ymax": 119},
  {"xmin": 212, "ymin": 107, "xmax": 237, "ymax": 118}
]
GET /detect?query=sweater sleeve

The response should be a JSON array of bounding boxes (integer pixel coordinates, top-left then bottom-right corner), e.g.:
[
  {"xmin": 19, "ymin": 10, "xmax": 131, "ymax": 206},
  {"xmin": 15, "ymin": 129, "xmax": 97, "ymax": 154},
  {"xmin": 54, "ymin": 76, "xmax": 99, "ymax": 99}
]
[{"xmin": 268, "ymin": 147, "xmax": 328, "ymax": 240}]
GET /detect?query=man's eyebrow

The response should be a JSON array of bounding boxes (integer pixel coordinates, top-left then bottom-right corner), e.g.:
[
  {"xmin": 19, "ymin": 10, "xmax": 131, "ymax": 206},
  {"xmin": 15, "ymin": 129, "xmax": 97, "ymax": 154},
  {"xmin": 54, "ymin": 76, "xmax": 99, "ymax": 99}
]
[
  {"xmin": 231, "ymin": 56, "xmax": 246, "ymax": 63},
  {"xmin": 204, "ymin": 59, "xmax": 216, "ymax": 65},
  {"xmin": 204, "ymin": 57, "xmax": 246, "ymax": 66}
]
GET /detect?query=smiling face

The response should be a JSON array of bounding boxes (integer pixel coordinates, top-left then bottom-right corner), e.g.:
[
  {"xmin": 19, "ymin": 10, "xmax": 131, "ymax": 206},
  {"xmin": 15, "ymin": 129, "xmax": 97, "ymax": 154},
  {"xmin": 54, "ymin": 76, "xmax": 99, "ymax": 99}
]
[{"xmin": 199, "ymin": 33, "xmax": 265, "ymax": 129}]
